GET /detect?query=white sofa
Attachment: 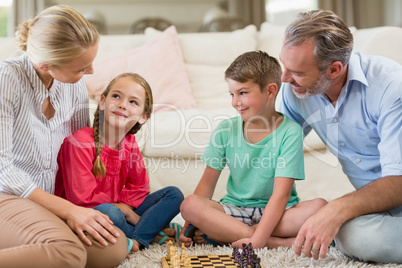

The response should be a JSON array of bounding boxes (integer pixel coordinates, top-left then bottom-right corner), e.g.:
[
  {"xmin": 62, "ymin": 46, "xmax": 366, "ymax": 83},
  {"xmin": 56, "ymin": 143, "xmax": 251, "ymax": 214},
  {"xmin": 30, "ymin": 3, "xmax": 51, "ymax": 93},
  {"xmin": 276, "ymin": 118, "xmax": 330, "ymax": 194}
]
[{"xmin": 1, "ymin": 22, "xmax": 401, "ymax": 203}]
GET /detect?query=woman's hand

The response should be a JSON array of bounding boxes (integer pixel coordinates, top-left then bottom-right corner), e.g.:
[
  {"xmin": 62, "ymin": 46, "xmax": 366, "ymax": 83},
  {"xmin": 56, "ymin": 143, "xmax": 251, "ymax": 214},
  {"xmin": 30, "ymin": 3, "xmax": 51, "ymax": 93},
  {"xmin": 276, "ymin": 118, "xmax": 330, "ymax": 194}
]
[
  {"xmin": 66, "ymin": 205, "xmax": 120, "ymax": 246},
  {"xmin": 28, "ymin": 188, "xmax": 120, "ymax": 247},
  {"xmin": 112, "ymin": 202, "xmax": 140, "ymax": 226}
]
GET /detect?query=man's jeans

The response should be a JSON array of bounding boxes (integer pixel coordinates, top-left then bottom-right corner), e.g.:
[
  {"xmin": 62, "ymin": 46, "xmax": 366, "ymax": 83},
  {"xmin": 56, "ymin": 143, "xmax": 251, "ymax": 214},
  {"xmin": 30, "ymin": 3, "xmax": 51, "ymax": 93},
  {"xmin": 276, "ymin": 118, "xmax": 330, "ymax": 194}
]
[
  {"xmin": 335, "ymin": 205, "xmax": 402, "ymax": 263},
  {"xmin": 94, "ymin": 186, "xmax": 183, "ymax": 248}
]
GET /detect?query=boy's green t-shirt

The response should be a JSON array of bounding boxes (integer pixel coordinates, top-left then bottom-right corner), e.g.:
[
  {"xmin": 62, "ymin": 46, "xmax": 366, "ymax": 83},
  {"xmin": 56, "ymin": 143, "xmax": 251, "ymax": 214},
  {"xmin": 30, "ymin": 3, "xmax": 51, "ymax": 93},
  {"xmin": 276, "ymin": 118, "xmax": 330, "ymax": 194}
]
[{"xmin": 201, "ymin": 115, "xmax": 305, "ymax": 208}]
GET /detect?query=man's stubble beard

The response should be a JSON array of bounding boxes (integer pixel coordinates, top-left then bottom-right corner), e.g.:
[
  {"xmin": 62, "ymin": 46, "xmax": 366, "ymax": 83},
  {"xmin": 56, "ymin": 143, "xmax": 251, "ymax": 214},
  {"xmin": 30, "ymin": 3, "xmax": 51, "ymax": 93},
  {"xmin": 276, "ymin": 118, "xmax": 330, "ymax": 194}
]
[{"xmin": 293, "ymin": 72, "xmax": 331, "ymax": 99}]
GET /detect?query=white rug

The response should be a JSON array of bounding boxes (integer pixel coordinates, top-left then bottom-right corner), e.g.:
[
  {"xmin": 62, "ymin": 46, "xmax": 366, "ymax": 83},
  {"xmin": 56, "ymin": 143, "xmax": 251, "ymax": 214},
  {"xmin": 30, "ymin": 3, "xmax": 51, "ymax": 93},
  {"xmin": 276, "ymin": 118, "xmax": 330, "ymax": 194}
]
[{"xmin": 117, "ymin": 243, "xmax": 402, "ymax": 268}]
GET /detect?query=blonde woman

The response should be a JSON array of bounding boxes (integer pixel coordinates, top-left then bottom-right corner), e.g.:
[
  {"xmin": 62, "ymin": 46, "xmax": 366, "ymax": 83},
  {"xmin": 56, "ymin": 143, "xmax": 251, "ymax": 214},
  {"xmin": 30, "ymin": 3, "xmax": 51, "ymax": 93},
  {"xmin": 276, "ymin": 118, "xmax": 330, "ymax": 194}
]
[{"xmin": 0, "ymin": 5, "xmax": 127, "ymax": 268}]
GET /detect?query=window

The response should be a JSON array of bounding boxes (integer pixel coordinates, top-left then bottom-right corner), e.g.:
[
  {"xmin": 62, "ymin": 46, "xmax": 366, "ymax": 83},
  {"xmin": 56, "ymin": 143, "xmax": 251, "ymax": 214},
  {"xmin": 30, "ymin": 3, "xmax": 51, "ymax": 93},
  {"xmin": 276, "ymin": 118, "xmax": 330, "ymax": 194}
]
[
  {"xmin": 0, "ymin": 0, "xmax": 12, "ymax": 37},
  {"xmin": 266, "ymin": 0, "xmax": 317, "ymax": 25}
]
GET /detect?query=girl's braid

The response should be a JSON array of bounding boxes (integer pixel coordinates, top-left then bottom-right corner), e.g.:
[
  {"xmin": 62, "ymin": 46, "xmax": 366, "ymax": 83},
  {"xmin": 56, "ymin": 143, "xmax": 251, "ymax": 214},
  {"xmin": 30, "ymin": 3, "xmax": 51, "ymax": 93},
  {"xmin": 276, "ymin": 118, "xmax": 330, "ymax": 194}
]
[{"xmin": 92, "ymin": 108, "xmax": 106, "ymax": 178}]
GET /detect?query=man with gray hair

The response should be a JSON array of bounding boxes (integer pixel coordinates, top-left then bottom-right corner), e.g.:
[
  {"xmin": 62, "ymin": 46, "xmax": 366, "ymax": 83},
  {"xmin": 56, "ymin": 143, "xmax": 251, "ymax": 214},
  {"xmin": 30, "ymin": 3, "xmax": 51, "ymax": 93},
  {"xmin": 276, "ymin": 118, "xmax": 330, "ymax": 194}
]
[{"xmin": 279, "ymin": 9, "xmax": 402, "ymax": 263}]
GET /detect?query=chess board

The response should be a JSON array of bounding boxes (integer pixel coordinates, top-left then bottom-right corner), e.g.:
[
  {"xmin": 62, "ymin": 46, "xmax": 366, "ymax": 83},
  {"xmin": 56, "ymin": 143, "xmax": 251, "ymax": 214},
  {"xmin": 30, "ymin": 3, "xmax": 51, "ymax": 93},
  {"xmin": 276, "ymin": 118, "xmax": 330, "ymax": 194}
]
[{"xmin": 161, "ymin": 254, "xmax": 264, "ymax": 268}]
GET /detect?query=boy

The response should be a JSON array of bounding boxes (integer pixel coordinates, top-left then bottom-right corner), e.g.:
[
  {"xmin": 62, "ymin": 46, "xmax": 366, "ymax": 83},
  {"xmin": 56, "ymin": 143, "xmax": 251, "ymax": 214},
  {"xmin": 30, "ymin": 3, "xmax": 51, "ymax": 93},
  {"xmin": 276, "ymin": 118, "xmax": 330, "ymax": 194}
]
[{"xmin": 179, "ymin": 51, "xmax": 326, "ymax": 249}]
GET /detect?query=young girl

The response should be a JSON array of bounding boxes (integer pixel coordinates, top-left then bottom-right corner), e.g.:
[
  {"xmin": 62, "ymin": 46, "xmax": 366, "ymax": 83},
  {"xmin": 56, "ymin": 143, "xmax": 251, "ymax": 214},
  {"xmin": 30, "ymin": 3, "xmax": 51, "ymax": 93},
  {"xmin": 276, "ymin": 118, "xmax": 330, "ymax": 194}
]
[{"xmin": 55, "ymin": 72, "xmax": 184, "ymax": 253}]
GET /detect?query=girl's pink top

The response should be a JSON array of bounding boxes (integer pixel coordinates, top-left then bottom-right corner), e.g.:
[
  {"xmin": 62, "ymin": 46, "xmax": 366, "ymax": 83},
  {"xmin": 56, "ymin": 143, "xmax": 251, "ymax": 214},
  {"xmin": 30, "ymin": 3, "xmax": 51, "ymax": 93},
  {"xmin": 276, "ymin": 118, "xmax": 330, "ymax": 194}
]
[{"xmin": 55, "ymin": 126, "xmax": 150, "ymax": 208}]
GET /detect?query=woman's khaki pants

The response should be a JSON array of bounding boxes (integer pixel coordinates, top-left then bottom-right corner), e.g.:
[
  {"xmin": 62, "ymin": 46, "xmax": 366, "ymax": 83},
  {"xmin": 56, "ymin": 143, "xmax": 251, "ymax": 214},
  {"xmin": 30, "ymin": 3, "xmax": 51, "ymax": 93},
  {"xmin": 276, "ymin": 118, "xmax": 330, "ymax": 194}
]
[{"xmin": 0, "ymin": 193, "xmax": 127, "ymax": 268}]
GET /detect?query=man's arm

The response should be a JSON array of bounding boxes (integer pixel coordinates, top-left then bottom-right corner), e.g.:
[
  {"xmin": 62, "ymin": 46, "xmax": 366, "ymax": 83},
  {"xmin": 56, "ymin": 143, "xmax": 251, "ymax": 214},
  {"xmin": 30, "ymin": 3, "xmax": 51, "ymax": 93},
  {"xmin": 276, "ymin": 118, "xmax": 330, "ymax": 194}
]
[{"xmin": 294, "ymin": 175, "xmax": 402, "ymax": 259}]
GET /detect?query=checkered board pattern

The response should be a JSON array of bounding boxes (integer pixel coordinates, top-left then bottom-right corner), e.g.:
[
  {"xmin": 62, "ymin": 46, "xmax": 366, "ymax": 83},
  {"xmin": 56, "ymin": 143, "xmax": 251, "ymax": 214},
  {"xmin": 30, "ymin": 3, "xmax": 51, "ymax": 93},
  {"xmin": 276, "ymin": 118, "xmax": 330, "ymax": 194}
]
[{"xmin": 161, "ymin": 254, "xmax": 264, "ymax": 268}]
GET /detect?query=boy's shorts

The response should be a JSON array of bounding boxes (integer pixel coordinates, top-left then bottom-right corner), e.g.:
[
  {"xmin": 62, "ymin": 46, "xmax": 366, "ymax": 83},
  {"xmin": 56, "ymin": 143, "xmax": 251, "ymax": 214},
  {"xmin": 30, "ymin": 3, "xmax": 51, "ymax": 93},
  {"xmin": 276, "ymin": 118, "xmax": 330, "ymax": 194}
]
[{"xmin": 220, "ymin": 202, "xmax": 294, "ymax": 226}]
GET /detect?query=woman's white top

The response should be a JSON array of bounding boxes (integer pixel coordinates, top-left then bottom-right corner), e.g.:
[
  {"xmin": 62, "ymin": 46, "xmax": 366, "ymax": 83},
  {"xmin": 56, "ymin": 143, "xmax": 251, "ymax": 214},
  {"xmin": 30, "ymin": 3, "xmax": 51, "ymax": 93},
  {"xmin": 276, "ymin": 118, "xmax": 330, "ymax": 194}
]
[{"xmin": 0, "ymin": 53, "xmax": 89, "ymax": 198}]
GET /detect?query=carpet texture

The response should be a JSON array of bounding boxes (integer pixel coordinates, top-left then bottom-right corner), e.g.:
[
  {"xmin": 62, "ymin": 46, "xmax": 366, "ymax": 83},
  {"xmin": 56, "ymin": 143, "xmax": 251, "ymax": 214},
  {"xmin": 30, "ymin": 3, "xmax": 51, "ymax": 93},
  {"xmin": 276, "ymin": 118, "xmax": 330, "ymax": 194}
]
[{"xmin": 117, "ymin": 243, "xmax": 402, "ymax": 268}]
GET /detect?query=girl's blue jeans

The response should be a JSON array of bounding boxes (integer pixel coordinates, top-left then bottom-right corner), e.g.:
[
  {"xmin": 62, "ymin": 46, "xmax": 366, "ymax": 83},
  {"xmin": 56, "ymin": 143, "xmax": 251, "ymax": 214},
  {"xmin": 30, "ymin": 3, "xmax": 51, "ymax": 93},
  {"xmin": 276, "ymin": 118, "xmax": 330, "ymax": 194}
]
[{"xmin": 93, "ymin": 186, "xmax": 183, "ymax": 248}]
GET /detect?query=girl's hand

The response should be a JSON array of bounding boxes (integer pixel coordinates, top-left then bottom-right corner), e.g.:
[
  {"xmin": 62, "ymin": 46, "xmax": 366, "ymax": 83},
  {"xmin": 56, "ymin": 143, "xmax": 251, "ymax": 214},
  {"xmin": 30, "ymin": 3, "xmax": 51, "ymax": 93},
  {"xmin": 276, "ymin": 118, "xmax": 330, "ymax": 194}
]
[
  {"xmin": 112, "ymin": 202, "xmax": 140, "ymax": 226},
  {"xmin": 66, "ymin": 205, "xmax": 120, "ymax": 247},
  {"xmin": 179, "ymin": 221, "xmax": 193, "ymax": 247}
]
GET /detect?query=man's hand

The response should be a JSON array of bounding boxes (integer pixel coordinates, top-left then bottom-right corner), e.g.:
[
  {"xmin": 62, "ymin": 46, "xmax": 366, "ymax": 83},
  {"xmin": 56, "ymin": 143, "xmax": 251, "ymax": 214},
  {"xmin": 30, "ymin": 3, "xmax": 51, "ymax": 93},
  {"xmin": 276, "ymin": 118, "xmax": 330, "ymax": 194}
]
[{"xmin": 293, "ymin": 203, "xmax": 342, "ymax": 259}]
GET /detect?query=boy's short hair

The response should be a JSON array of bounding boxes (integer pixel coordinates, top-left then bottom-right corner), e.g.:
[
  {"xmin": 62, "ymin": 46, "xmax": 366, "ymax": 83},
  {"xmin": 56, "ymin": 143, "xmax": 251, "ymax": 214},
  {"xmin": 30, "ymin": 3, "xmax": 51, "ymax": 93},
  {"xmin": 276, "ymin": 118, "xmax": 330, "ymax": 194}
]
[{"xmin": 225, "ymin": 50, "xmax": 282, "ymax": 92}]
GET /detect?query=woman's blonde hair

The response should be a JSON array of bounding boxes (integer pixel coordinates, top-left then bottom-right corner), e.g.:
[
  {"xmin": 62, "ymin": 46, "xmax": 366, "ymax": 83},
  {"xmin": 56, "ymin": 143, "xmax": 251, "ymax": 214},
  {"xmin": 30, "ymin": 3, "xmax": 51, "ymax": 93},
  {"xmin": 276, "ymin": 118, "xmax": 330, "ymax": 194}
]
[
  {"xmin": 92, "ymin": 73, "xmax": 153, "ymax": 179},
  {"xmin": 15, "ymin": 5, "xmax": 99, "ymax": 66}
]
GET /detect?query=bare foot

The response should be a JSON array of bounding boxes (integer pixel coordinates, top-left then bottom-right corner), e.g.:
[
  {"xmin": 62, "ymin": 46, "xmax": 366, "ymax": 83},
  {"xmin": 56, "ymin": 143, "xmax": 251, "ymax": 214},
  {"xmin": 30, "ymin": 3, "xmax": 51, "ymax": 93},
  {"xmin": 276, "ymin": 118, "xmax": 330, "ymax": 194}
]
[
  {"xmin": 266, "ymin": 236, "xmax": 295, "ymax": 249},
  {"xmin": 192, "ymin": 229, "xmax": 224, "ymax": 246},
  {"xmin": 130, "ymin": 239, "xmax": 140, "ymax": 253},
  {"xmin": 151, "ymin": 228, "xmax": 176, "ymax": 244},
  {"xmin": 193, "ymin": 228, "xmax": 209, "ymax": 245}
]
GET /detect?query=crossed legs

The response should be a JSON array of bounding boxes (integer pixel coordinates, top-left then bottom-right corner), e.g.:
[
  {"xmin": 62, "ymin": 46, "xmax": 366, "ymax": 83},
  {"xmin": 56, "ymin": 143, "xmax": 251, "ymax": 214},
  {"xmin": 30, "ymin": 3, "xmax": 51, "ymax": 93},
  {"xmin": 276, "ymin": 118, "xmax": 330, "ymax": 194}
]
[
  {"xmin": 335, "ymin": 206, "xmax": 402, "ymax": 263},
  {"xmin": 180, "ymin": 194, "xmax": 327, "ymax": 248}
]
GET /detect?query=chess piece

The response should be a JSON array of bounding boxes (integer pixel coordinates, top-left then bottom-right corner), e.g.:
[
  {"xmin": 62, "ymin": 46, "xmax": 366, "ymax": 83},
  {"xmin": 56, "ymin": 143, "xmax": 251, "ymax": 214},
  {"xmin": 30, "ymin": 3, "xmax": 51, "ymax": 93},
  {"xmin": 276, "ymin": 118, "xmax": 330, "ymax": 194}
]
[
  {"xmin": 232, "ymin": 246, "xmax": 240, "ymax": 263},
  {"xmin": 181, "ymin": 243, "xmax": 186, "ymax": 262},
  {"xmin": 167, "ymin": 240, "xmax": 173, "ymax": 259},
  {"xmin": 184, "ymin": 256, "xmax": 192, "ymax": 268},
  {"xmin": 172, "ymin": 254, "xmax": 180, "ymax": 268}
]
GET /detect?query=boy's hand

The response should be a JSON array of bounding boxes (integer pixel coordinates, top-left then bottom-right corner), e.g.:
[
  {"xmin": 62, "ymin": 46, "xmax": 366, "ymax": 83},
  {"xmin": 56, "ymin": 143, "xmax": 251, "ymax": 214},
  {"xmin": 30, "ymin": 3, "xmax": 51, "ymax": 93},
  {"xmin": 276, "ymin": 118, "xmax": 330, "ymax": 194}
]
[
  {"xmin": 179, "ymin": 221, "xmax": 193, "ymax": 247},
  {"xmin": 232, "ymin": 237, "xmax": 265, "ymax": 250}
]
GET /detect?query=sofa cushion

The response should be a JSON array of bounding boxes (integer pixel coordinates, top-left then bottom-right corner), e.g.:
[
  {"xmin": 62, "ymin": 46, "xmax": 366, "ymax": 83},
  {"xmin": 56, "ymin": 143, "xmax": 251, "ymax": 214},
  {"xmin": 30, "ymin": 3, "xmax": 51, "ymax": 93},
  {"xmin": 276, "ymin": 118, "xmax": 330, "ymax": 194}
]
[
  {"xmin": 353, "ymin": 26, "xmax": 402, "ymax": 65},
  {"xmin": 258, "ymin": 22, "xmax": 287, "ymax": 60},
  {"xmin": 186, "ymin": 64, "xmax": 232, "ymax": 110},
  {"xmin": 95, "ymin": 34, "xmax": 147, "ymax": 61},
  {"xmin": 141, "ymin": 108, "xmax": 238, "ymax": 158},
  {"xmin": 0, "ymin": 38, "xmax": 21, "ymax": 61},
  {"xmin": 145, "ymin": 24, "xmax": 258, "ymax": 66},
  {"xmin": 85, "ymin": 25, "xmax": 196, "ymax": 113},
  {"xmin": 145, "ymin": 25, "xmax": 258, "ymax": 110}
]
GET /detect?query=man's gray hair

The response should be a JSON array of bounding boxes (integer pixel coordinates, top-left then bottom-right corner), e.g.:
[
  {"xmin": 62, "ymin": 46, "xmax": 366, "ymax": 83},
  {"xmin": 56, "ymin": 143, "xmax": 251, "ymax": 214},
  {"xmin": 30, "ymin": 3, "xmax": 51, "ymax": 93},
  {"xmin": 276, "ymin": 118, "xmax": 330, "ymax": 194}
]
[{"xmin": 284, "ymin": 10, "xmax": 353, "ymax": 72}]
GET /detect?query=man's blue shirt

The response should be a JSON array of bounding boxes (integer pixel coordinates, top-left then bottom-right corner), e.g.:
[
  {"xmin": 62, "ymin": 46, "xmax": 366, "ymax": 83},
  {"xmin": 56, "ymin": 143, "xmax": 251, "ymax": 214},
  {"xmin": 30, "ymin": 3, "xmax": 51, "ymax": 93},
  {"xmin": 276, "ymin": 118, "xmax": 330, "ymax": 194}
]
[{"xmin": 279, "ymin": 52, "xmax": 402, "ymax": 189}]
